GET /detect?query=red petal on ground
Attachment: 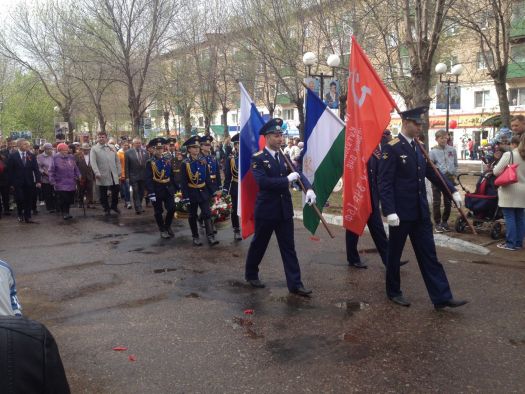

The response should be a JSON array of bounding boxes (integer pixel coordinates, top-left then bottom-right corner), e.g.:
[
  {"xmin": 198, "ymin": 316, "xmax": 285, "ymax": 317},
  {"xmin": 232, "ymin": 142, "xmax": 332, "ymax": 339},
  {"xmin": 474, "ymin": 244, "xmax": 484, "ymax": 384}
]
[
  {"xmin": 310, "ymin": 236, "xmax": 320, "ymax": 241},
  {"xmin": 112, "ymin": 346, "xmax": 128, "ymax": 351},
  {"xmin": 244, "ymin": 309, "xmax": 254, "ymax": 315},
  {"xmin": 128, "ymin": 354, "xmax": 137, "ymax": 362}
]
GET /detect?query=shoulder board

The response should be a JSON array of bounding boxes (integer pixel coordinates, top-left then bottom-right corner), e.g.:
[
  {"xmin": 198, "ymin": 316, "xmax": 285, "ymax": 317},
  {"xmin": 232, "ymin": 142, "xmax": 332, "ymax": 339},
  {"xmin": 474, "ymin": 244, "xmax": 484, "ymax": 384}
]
[
  {"xmin": 388, "ymin": 138, "xmax": 400, "ymax": 146},
  {"xmin": 253, "ymin": 151, "xmax": 264, "ymax": 157}
]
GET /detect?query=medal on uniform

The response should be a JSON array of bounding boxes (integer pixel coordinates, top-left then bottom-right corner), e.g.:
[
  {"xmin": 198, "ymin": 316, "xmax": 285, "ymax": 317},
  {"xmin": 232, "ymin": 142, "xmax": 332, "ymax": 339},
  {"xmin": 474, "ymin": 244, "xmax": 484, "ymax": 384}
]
[{"xmin": 400, "ymin": 154, "xmax": 407, "ymax": 164}]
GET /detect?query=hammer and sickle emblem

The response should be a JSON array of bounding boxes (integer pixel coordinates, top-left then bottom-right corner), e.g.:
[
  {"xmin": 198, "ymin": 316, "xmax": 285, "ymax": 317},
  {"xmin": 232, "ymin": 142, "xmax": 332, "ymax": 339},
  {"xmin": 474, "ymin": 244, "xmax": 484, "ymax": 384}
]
[{"xmin": 351, "ymin": 72, "xmax": 372, "ymax": 108}]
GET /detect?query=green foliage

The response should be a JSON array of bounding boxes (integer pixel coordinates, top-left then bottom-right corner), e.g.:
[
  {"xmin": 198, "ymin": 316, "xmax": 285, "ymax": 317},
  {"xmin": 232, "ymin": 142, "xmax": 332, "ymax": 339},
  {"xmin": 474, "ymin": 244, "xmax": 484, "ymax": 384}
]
[{"xmin": 1, "ymin": 71, "xmax": 55, "ymax": 140}]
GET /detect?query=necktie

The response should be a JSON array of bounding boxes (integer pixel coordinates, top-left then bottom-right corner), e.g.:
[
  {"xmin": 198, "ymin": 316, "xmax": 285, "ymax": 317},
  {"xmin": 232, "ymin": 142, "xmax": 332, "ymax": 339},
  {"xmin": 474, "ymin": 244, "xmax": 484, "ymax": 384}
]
[
  {"xmin": 138, "ymin": 149, "xmax": 143, "ymax": 165},
  {"xmin": 22, "ymin": 152, "xmax": 26, "ymax": 164},
  {"xmin": 410, "ymin": 141, "xmax": 416, "ymax": 151},
  {"xmin": 274, "ymin": 152, "xmax": 279, "ymax": 164}
]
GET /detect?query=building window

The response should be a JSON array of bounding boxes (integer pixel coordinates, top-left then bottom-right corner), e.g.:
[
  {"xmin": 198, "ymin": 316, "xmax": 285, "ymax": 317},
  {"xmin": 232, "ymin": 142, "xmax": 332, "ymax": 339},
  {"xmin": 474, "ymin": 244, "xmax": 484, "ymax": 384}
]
[
  {"xmin": 509, "ymin": 87, "xmax": 525, "ymax": 106},
  {"xmin": 231, "ymin": 113, "xmax": 238, "ymax": 124},
  {"xmin": 511, "ymin": 43, "xmax": 525, "ymax": 63},
  {"xmin": 443, "ymin": 19, "xmax": 459, "ymax": 36},
  {"xmin": 474, "ymin": 90, "xmax": 491, "ymax": 107},
  {"xmin": 477, "ymin": 51, "xmax": 493, "ymax": 69},
  {"xmin": 283, "ymin": 109, "xmax": 295, "ymax": 120}
]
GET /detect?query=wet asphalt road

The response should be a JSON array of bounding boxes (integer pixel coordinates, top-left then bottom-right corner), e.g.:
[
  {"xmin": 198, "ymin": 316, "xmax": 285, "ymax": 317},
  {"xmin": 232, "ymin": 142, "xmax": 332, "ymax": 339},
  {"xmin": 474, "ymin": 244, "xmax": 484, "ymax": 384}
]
[{"xmin": 0, "ymin": 207, "xmax": 524, "ymax": 393}]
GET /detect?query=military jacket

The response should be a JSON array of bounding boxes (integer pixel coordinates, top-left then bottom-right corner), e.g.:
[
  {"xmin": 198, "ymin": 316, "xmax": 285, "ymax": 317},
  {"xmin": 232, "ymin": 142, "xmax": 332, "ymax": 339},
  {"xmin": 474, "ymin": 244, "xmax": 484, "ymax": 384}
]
[
  {"xmin": 181, "ymin": 156, "xmax": 213, "ymax": 203},
  {"xmin": 378, "ymin": 134, "xmax": 455, "ymax": 221},
  {"xmin": 251, "ymin": 148, "xmax": 311, "ymax": 221},
  {"xmin": 202, "ymin": 153, "xmax": 221, "ymax": 193},
  {"xmin": 145, "ymin": 156, "xmax": 175, "ymax": 196},
  {"xmin": 223, "ymin": 154, "xmax": 239, "ymax": 196}
]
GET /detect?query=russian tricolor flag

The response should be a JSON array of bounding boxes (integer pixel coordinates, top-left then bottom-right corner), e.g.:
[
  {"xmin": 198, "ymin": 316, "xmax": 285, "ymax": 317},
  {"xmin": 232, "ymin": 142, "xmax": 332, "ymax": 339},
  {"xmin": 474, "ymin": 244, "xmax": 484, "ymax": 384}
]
[{"xmin": 238, "ymin": 83, "xmax": 265, "ymax": 239}]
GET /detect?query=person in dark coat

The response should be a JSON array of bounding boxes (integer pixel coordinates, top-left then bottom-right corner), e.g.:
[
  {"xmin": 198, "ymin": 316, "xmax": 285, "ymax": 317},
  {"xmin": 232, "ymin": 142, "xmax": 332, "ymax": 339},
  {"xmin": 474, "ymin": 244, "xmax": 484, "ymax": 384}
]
[
  {"xmin": 7, "ymin": 139, "xmax": 42, "ymax": 223},
  {"xmin": 0, "ymin": 316, "xmax": 70, "ymax": 393},
  {"xmin": 222, "ymin": 134, "xmax": 241, "ymax": 241},
  {"xmin": 378, "ymin": 106, "xmax": 467, "ymax": 310},
  {"xmin": 145, "ymin": 138, "xmax": 176, "ymax": 239},
  {"xmin": 181, "ymin": 136, "xmax": 218, "ymax": 246},
  {"xmin": 244, "ymin": 118, "xmax": 316, "ymax": 296}
]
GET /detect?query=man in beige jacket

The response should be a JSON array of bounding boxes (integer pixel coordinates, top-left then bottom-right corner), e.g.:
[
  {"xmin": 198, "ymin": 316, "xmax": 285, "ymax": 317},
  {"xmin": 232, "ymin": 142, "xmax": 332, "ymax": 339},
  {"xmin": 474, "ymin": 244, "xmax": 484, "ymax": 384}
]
[{"xmin": 90, "ymin": 131, "xmax": 121, "ymax": 216}]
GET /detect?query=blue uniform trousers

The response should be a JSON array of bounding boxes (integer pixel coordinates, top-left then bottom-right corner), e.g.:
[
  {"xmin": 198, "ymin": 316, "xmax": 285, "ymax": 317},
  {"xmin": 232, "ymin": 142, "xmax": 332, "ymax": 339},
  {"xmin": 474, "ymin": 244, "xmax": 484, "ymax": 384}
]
[
  {"xmin": 152, "ymin": 187, "xmax": 175, "ymax": 232},
  {"xmin": 346, "ymin": 206, "xmax": 388, "ymax": 266},
  {"xmin": 245, "ymin": 217, "xmax": 303, "ymax": 291},
  {"xmin": 386, "ymin": 216, "xmax": 453, "ymax": 304}
]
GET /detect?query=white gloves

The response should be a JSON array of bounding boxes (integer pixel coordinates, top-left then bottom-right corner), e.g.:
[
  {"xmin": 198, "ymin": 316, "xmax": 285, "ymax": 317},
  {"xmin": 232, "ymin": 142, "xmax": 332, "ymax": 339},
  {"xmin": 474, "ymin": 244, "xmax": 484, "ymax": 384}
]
[
  {"xmin": 149, "ymin": 195, "xmax": 156, "ymax": 202},
  {"xmin": 287, "ymin": 172, "xmax": 300, "ymax": 182},
  {"xmin": 305, "ymin": 189, "xmax": 316, "ymax": 206},
  {"xmin": 452, "ymin": 191, "xmax": 462, "ymax": 208},
  {"xmin": 387, "ymin": 213, "xmax": 400, "ymax": 227}
]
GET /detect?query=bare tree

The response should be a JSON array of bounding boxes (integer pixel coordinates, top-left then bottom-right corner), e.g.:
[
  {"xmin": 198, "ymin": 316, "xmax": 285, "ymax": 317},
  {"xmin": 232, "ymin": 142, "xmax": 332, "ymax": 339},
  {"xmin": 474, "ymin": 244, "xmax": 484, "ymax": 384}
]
[
  {"xmin": 238, "ymin": 0, "xmax": 314, "ymax": 140},
  {"xmin": 75, "ymin": 0, "xmax": 180, "ymax": 136},
  {"xmin": 0, "ymin": 1, "xmax": 82, "ymax": 141},
  {"xmin": 451, "ymin": 0, "xmax": 517, "ymax": 127}
]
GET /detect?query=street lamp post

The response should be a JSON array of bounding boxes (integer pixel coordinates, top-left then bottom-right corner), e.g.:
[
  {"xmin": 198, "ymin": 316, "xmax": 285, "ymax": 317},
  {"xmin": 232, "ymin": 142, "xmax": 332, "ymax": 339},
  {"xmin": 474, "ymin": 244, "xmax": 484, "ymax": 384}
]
[
  {"xmin": 302, "ymin": 52, "xmax": 341, "ymax": 100},
  {"xmin": 435, "ymin": 63, "xmax": 463, "ymax": 135}
]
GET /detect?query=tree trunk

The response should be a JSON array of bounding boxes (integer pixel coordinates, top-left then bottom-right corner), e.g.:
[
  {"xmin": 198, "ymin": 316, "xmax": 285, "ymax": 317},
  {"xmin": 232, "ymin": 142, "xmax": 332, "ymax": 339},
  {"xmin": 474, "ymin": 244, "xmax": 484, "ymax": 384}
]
[
  {"xmin": 268, "ymin": 104, "xmax": 275, "ymax": 118},
  {"xmin": 339, "ymin": 93, "xmax": 347, "ymax": 121},
  {"xmin": 295, "ymin": 100, "xmax": 305, "ymax": 141},
  {"xmin": 410, "ymin": 68, "xmax": 432, "ymax": 147},
  {"xmin": 62, "ymin": 110, "xmax": 74, "ymax": 142},
  {"xmin": 493, "ymin": 70, "xmax": 510, "ymax": 128},
  {"xmin": 222, "ymin": 106, "xmax": 229, "ymax": 139},
  {"xmin": 164, "ymin": 111, "xmax": 170, "ymax": 133},
  {"xmin": 184, "ymin": 108, "xmax": 192, "ymax": 139},
  {"xmin": 204, "ymin": 116, "xmax": 211, "ymax": 136},
  {"xmin": 95, "ymin": 104, "xmax": 106, "ymax": 134}
]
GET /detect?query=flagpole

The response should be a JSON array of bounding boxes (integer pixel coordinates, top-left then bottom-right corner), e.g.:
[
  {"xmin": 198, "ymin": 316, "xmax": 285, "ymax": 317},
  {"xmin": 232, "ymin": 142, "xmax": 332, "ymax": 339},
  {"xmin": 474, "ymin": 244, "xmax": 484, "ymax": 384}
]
[
  {"xmin": 392, "ymin": 104, "xmax": 477, "ymax": 235},
  {"xmin": 279, "ymin": 149, "xmax": 335, "ymax": 239}
]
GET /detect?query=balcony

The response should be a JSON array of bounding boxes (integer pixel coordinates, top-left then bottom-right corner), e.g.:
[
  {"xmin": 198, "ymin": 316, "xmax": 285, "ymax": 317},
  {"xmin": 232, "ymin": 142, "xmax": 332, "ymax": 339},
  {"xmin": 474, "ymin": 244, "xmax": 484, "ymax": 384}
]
[{"xmin": 507, "ymin": 62, "xmax": 525, "ymax": 79}]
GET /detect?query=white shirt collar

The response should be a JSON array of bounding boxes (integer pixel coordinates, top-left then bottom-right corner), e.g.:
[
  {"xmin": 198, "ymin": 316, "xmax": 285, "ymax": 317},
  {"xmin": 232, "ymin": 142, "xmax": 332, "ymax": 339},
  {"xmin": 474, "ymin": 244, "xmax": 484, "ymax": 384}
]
[
  {"xmin": 265, "ymin": 146, "xmax": 278, "ymax": 157},
  {"xmin": 400, "ymin": 132, "xmax": 413, "ymax": 144}
]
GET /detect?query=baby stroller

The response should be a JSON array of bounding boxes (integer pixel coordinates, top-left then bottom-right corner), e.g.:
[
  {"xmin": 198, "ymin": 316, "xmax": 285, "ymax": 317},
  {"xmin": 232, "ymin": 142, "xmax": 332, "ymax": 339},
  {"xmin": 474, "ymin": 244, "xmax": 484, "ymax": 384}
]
[{"xmin": 454, "ymin": 171, "xmax": 503, "ymax": 239}]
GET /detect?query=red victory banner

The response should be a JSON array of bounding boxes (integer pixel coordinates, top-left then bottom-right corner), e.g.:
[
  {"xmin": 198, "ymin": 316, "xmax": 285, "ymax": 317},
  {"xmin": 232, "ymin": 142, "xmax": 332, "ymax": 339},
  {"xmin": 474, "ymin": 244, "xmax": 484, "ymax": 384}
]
[{"xmin": 343, "ymin": 36, "xmax": 397, "ymax": 235}]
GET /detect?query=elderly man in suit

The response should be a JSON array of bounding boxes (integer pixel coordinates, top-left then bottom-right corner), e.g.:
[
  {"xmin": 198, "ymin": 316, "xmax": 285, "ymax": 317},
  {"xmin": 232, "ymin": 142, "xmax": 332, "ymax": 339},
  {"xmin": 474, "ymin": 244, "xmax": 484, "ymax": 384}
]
[
  {"xmin": 90, "ymin": 131, "xmax": 121, "ymax": 216},
  {"xmin": 125, "ymin": 137, "xmax": 148, "ymax": 214},
  {"xmin": 7, "ymin": 139, "xmax": 41, "ymax": 223},
  {"xmin": 75, "ymin": 143, "xmax": 96, "ymax": 208}
]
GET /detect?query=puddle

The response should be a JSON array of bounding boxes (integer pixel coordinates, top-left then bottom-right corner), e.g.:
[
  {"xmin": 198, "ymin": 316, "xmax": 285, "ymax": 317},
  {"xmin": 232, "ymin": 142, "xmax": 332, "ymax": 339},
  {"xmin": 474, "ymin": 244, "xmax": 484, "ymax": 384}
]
[
  {"xmin": 267, "ymin": 335, "xmax": 369, "ymax": 363},
  {"xmin": 153, "ymin": 268, "xmax": 178, "ymax": 274},
  {"xmin": 185, "ymin": 292, "xmax": 200, "ymax": 298}
]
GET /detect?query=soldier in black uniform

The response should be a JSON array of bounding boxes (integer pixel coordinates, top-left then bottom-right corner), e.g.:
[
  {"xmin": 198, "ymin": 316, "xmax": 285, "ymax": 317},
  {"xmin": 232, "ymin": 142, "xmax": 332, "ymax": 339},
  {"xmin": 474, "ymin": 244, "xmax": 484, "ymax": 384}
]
[
  {"xmin": 244, "ymin": 118, "xmax": 317, "ymax": 296},
  {"xmin": 181, "ymin": 136, "xmax": 219, "ymax": 246},
  {"xmin": 199, "ymin": 135, "xmax": 222, "ymax": 234},
  {"xmin": 145, "ymin": 138, "xmax": 176, "ymax": 239},
  {"xmin": 222, "ymin": 134, "xmax": 241, "ymax": 241},
  {"xmin": 379, "ymin": 106, "xmax": 467, "ymax": 309}
]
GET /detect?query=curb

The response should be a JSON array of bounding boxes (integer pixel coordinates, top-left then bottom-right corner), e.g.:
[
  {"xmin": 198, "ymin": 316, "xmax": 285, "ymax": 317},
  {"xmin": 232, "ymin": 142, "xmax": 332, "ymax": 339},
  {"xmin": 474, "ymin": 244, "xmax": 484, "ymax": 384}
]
[{"xmin": 293, "ymin": 210, "xmax": 490, "ymax": 256}]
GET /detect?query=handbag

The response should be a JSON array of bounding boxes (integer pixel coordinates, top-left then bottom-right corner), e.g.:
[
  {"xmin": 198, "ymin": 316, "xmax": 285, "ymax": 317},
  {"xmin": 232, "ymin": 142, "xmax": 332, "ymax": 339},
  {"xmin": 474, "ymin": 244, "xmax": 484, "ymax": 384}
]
[{"xmin": 494, "ymin": 151, "xmax": 519, "ymax": 187}]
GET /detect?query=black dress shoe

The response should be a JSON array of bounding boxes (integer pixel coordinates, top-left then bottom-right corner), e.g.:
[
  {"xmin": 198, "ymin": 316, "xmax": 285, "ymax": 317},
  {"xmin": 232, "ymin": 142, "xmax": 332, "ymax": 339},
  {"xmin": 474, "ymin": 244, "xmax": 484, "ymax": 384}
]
[
  {"xmin": 434, "ymin": 299, "xmax": 468, "ymax": 310},
  {"xmin": 400, "ymin": 260, "xmax": 409, "ymax": 266},
  {"xmin": 111, "ymin": 207, "xmax": 121, "ymax": 215},
  {"xmin": 389, "ymin": 295, "xmax": 411, "ymax": 307},
  {"xmin": 290, "ymin": 286, "xmax": 312, "ymax": 296},
  {"xmin": 25, "ymin": 219, "xmax": 38, "ymax": 224},
  {"xmin": 104, "ymin": 210, "xmax": 111, "ymax": 216},
  {"xmin": 167, "ymin": 227, "xmax": 174, "ymax": 237},
  {"xmin": 247, "ymin": 279, "xmax": 266, "ymax": 288},
  {"xmin": 349, "ymin": 260, "xmax": 368, "ymax": 269}
]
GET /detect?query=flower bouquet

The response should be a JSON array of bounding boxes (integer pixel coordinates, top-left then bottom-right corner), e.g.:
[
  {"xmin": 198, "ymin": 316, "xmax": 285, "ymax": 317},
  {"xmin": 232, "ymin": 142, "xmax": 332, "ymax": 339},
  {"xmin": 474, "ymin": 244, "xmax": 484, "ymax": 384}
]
[
  {"xmin": 174, "ymin": 192, "xmax": 190, "ymax": 219},
  {"xmin": 210, "ymin": 193, "xmax": 232, "ymax": 224}
]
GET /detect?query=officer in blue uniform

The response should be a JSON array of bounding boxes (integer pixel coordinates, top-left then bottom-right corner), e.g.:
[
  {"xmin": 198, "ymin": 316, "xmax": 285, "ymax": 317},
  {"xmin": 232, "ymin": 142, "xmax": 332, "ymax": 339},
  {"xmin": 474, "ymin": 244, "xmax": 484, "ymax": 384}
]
[
  {"xmin": 244, "ymin": 118, "xmax": 317, "ymax": 296},
  {"xmin": 181, "ymin": 136, "xmax": 219, "ymax": 246},
  {"xmin": 345, "ymin": 143, "xmax": 409, "ymax": 268},
  {"xmin": 145, "ymin": 137, "xmax": 176, "ymax": 239},
  {"xmin": 222, "ymin": 134, "xmax": 242, "ymax": 241},
  {"xmin": 378, "ymin": 106, "xmax": 468, "ymax": 309},
  {"xmin": 199, "ymin": 135, "xmax": 221, "ymax": 234}
]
